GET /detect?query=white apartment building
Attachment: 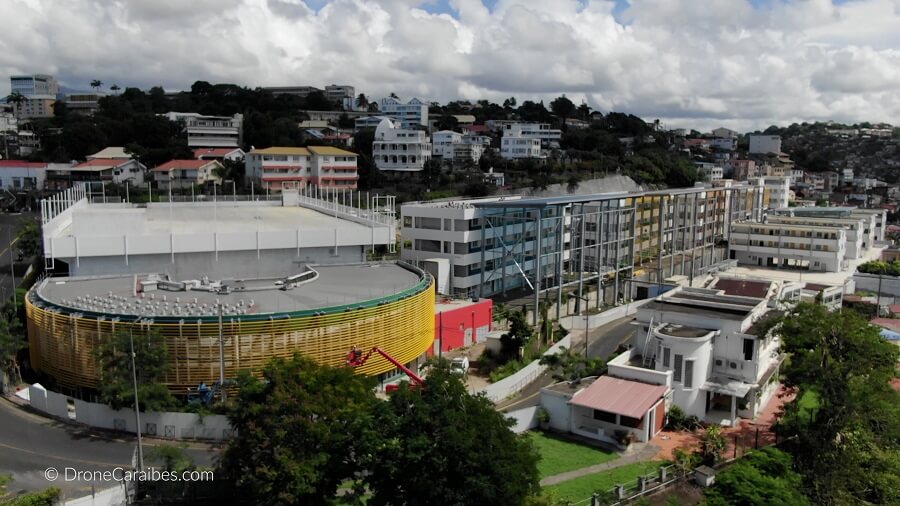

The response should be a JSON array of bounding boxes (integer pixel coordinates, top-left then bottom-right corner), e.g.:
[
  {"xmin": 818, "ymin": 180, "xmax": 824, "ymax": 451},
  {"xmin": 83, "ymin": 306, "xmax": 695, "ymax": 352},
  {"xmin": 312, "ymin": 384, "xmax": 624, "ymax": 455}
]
[
  {"xmin": 502, "ymin": 122, "xmax": 561, "ymax": 148},
  {"xmin": 748, "ymin": 135, "xmax": 782, "ymax": 155},
  {"xmin": 696, "ymin": 162, "xmax": 723, "ymax": 181},
  {"xmin": 0, "ymin": 161, "xmax": 47, "ymax": 189},
  {"xmin": 246, "ymin": 146, "xmax": 359, "ymax": 191},
  {"xmin": 432, "ymin": 130, "xmax": 462, "ymax": 158},
  {"xmin": 729, "ymin": 221, "xmax": 846, "ymax": 271},
  {"xmin": 604, "ymin": 286, "xmax": 783, "ymax": 428},
  {"xmin": 379, "ymin": 97, "xmax": 428, "ymax": 129},
  {"xmin": 767, "ymin": 214, "xmax": 865, "ymax": 259},
  {"xmin": 500, "ymin": 136, "xmax": 542, "ymax": 159},
  {"xmin": 373, "ymin": 118, "xmax": 432, "ymax": 172},
  {"xmin": 0, "ymin": 111, "xmax": 16, "ymax": 133},
  {"xmin": 163, "ymin": 112, "xmax": 244, "ymax": 148},
  {"xmin": 710, "ymin": 138, "xmax": 736, "ymax": 151}
]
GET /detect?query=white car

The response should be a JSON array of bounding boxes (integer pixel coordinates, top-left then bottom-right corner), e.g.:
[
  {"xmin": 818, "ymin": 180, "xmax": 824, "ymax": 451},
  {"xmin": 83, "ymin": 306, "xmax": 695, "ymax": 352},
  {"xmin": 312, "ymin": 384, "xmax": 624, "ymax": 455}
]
[{"xmin": 450, "ymin": 357, "xmax": 470, "ymax": 375}]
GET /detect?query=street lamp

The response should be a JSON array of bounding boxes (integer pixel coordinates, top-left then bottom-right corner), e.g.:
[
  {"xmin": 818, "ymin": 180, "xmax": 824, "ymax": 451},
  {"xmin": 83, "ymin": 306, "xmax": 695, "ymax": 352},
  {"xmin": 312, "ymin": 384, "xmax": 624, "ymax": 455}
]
[{"xmin": 572, "ymin": 294, "xmax": 590, "ymax": 357}]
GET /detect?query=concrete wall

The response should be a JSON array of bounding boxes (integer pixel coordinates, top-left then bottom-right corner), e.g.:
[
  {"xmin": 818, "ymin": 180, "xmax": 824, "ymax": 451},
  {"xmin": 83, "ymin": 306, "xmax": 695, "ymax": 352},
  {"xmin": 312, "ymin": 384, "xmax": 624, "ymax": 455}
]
[
  {"xmin": 506, "ymin": 406, "xmax": 539, "ymax": 434},
  {"xmin": 67, "ymin": 246, "xmax": 365, "ymax": 278},
  {"xmin": 28, "ymin": 385, "xmax": 233, "ymax": 441},
  {"xmin": 65, "ymin": 483, "xmax": 126, "ymax": 506},
  {"xmin": 479, "ymin": 335, "xmax": 571, "ymax": 403},
  {"xmin": 540, "ymin": 388, "xmax": 575, "ymax": 432}
]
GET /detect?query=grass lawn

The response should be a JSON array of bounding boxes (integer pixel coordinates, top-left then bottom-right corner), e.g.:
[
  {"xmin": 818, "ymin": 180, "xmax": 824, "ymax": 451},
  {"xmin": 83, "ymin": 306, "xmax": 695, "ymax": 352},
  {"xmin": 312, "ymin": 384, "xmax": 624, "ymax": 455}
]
[
  {"xmin": 528, "ymin": 431, "xmax": 618, "ymax": 478},
  {"xmin": 544, "ymin": 461, "xmax": 665, "ymax": 503},
  {"xmin": 796, "ymin": 389, "xmax": 820, "ymax": 418}
]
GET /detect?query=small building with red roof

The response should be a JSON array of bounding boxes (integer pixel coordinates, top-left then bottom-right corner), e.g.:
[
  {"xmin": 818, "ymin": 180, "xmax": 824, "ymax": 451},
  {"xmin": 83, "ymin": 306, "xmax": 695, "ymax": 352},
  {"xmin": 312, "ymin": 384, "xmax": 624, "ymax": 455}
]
[
  {"xmin": 70, "ymin": 158, "xmax": 147, "ymax": 186},
  {"xmin": 152, "ymin": 159, "xmax": 223, "ymax": 189}
]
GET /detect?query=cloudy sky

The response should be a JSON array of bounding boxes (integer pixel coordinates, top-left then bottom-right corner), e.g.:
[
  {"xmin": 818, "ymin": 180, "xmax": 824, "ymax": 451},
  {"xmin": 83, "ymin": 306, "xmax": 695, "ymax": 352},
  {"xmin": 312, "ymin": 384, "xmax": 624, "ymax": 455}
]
[{"xmin": 2, "ymin": 0, "xmax": 899, "ymax": 131}]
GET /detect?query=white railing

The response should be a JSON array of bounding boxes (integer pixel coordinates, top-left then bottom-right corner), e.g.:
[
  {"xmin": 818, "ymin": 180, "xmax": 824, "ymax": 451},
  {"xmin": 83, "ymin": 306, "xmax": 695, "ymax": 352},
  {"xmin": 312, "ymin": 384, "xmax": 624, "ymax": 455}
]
[
  {"xmin": 297, "ymin": 187, "xmax": 395, "ymax": 228},
  {"xmin": 41, "ymin": 183, "xmax": 87, "ymax": 225}
]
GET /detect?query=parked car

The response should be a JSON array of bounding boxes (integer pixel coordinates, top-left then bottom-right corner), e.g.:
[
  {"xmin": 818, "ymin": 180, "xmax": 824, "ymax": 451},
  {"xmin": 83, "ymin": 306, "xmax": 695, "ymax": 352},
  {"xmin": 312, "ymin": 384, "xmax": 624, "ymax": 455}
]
[{"xmin": 450, "ymin": 357, "xmax": 469, "ymax": 375}]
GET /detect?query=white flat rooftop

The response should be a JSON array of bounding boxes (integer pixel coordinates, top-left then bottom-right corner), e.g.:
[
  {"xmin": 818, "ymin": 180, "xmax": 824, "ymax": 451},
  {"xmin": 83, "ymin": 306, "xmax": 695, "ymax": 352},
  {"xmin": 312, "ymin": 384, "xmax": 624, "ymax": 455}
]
[{"xmin": 59, "ymin": 203, "xmax": 375, "ymax": 238}]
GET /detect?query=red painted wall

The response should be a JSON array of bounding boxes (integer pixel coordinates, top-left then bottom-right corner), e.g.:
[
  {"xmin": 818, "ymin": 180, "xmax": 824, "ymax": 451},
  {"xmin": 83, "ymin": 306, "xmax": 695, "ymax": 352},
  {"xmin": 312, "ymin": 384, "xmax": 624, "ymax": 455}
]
[
  {"xmin": 431, "ymin": 299, "xmax": 493, "ymax": 354},
  {"xmin": 654, "ymin": 401, "xmax": 666, "ymax": 435}
]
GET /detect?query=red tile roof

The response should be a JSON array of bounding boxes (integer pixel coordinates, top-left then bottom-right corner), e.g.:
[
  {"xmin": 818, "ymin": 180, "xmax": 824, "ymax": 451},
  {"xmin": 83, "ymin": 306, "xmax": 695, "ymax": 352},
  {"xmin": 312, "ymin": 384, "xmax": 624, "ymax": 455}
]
[
  {"xmin": 193, "ymin": 148, "xmax": 240, "ymax": 158},
  {"xmin": 890, "ymin": 304, "xmax": 900, "ymax": 315},
  {"xmin": 570, "ymin": 376, "xmax": 668, "ymax": 419},
  {"xmin": 74, "ymin": 158, "xmax": 131, "ymax": 168},
  {"xmin": 0, "ymin": 160, "xmax": 48, "ymax": 168},
  {"xmin": 464, "ymin": 124, "xmax": 489, "ymax": 133},
  {"xmin": 870, "ymin": 318, "xmax": 900, "ymax": 333},
  {"xmin": 153, "ymin": 159, "xmax": 212, "ymax": 172}
]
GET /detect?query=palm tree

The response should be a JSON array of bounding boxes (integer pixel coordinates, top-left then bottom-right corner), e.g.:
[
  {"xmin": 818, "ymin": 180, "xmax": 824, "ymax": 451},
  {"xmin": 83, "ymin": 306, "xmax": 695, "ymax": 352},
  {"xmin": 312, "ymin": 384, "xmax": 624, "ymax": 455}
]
[
  {"xmin": 5, "ymin": 91, "xmax": 25, "ymax": 119},
  {"xmin": 389, "ymin": 92, "xmax": 399, "ymax": 99},
  {"xmin": 90, "ymin": 79, "xmax": 103, "ymax": 92},
  {"xmin": 110, "ymin": 84, "xmax": 121, "ymax": 95},
  {"xmin": 355, "ymin": 93, "xmax": 368, "ymax": 111}
]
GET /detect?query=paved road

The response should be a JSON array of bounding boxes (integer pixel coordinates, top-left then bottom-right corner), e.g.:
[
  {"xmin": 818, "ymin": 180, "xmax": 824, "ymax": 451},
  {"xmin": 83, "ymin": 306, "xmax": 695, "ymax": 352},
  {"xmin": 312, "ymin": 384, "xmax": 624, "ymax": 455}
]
[
  {"xmin": 497, "ymin": 315, "xmax": 638, "ymax": 412},
  {"xmin": 0, "ymin": 398, "xmax": 220, "ymax": 499}
]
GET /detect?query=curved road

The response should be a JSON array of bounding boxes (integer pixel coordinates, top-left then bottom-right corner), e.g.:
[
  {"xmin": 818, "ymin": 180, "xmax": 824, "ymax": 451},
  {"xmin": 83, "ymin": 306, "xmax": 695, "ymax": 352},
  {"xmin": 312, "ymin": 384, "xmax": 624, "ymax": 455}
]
[{"xmin": 0, "ymin": 397, "xmax": 220, "ymax": 500}]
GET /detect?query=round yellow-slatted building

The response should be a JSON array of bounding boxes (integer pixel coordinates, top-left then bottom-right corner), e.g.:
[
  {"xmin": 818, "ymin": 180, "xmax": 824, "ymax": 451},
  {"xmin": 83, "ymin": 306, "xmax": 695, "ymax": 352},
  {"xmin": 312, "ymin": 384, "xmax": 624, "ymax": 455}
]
[{"xmin": 26, "ymin": 262, "xmax": 435, "ymax": 395}]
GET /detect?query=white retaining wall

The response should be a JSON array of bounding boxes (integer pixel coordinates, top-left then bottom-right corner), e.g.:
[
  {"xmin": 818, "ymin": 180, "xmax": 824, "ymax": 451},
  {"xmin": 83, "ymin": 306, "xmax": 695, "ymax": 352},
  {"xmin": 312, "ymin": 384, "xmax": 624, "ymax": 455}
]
[
  {"xmin": 28, "ymin": 385, "xmax": 233, "ymax": 441},
  {"xmin": 506, "ymin": 406, "xmax": 539, "ymax": 434},
  {"xmin": 479, "ymin": 336, "xmax": 572, "ymax": 403},
  {"xmin": 65, "ymin": 483, "xmax": 127, "ymax": 506}
]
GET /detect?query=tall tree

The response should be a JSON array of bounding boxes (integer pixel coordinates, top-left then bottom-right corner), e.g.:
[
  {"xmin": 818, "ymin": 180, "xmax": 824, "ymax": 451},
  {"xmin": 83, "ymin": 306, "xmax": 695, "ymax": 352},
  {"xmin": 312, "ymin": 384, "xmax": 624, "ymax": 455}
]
[
  {"xmin": 550, "ymin": 95, "xmax": 576, "ymax": 128},
  {"xmin": 0, "ymin": 313, "xmax": 23, "ymax": 387},
  {"xmin": 90, "ymin": 79, "xmax": 103, "ymax": 92},
  {"xmin": 364, "ymin": 361, "xmax": 541, "ymax": 505},
  {"xmin": 109, "ymin": 84, "xmax": 121, "ymax": 95},
  {"xmin": 219, "ymin": 355, "xmax": 378, "ymax": 506},
  {"xmin": 355, "ymin": 93, "xmax": 368, "ymax": 110},
  {"xmin": 5, "ymin": 91, "xmax": 25, "ymax": 121},
  {"xmin": 759, "ymin": 304, "xmax": 900, "ymax": 504},
  {"xmin": 96, "ymin": 329, "xmax": 176, "ymax": 411}
]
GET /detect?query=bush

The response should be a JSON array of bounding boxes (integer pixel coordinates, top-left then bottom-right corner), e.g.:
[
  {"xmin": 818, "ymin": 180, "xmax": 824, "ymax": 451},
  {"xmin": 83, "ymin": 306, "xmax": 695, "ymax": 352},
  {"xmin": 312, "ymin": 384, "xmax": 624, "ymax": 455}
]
[{"xmin": 666, "ymin": 405, "xmax": 686, "ymax": 430}]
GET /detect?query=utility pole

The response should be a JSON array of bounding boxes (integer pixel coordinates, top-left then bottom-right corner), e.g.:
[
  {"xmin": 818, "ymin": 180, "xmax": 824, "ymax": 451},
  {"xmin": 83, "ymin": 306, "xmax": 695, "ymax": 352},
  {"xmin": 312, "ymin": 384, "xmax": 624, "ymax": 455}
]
[
  {"xmin": 218, "ymin": 302, "xmax": 226, "ymax": 403},
  {"xmin": 129, "ymin": 327, "xmax": 145, "ymax": 472},
  {"xmin": 8, "ymin": 228, "xmax": 15, "ymax": 308}
]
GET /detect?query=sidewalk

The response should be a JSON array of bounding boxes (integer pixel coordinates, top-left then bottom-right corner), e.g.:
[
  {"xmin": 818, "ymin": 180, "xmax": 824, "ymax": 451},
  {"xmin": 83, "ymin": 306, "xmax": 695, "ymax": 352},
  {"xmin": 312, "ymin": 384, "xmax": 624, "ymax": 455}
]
[{"xmin": 539, "ymin": 443, "xmax": 660, "ymax": 486}]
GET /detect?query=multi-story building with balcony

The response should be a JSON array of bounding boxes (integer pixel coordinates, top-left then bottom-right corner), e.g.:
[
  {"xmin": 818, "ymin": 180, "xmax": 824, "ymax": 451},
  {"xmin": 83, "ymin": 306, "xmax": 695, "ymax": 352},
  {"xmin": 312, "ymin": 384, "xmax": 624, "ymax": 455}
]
[
  {"xmin": 432, "ymin": 131, "xmax": 490, "ymax": 163},
  {"xmin": 64, "ymin": 93, "xmax": 104, "ymax": 116},
  {"xmin": 432, "ymin": 130, "xmax": 461, "ymax": 158},
  {"xmin": 373, "ymin": 118, "xmax": 431, "ymax": 172},
  {"xmin": 379, "ymin": 97, "xmax": 428, "ymax": 129},
  {"xmin": 729, "ymin": 221, "xmax": 846, "ymax": 271},
  {"xmin": 500, "ymin": 136, "xmax": 542, "ymax": 159},
  {"xmin": 246, "ymin": 146, "xmax": 358, "ymax": 191},
  {"xmin": 163, "ymin": 112, "xmax": 243, "ymax": 148},
  {"xmin": 401, "ymin": 184, "xmax": 763, "ymax": 317},
  {"xmin": 605, "ymin": 285, "xmax": 783, "ymax": 428},
  {"xmin": 324, "ymin": 84, "xmax": 355, "ymax": 104},
  {"xmin": 500, "ymin": 122, "xmax": 561, "ymax": 147}
]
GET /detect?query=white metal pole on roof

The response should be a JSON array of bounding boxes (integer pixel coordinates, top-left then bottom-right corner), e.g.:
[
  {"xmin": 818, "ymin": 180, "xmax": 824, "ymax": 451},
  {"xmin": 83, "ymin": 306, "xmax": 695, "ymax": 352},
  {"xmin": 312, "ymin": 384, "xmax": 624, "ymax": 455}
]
[{"xmin": 251, "ymin": 181, "xmax": 254, "ymax": 201}]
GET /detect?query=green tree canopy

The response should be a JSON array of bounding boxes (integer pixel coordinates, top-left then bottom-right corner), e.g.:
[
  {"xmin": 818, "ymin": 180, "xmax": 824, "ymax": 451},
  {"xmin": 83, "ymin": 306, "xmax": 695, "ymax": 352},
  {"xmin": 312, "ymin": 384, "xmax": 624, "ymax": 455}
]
[
  {"xmin": 705, "ymin": 447, "xmax": 809, "ymax": 506},
  {"xmin": 219, "ymin": 355, "xmax": 378, "ymax": 506},
  {"xmin": 364, "ymin": 361, "xmax": 541, "ymax": 505},
  {"xmin": 96, "ymin": 329, "xmax": 176, "ymax": 411},
  {"xmin": 759, "ymin": 303, "xmax": 900, "ymax": 504}
]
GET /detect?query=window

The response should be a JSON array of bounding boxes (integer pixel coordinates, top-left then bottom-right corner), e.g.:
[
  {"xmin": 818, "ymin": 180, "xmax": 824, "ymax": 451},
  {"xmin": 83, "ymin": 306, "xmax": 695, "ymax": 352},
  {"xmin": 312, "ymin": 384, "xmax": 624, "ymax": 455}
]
[
  {"xmin": 403, "ymin": 216, "xmax": 412, "ymax": 227},
  {"xmin": 619, "ymin": 415, "xmax": 642, "ymax": 428},
  {"xmin": 684, "ymin": 360, "xmax": 694, "ymax": 389},
  {"xmin": 743, "ymin": 338, "xmax": 754, "ymax": 361},
  {"xmin": 663, "ymin": 347, "xmax": 671, "ymax": 368},
  {"xmin": 593, "ymin": 410, "xmax": 616, "ymax": 423},
  {"xmin": 673, "ymin": 354, "xmax": 683, "ymax": 382}
]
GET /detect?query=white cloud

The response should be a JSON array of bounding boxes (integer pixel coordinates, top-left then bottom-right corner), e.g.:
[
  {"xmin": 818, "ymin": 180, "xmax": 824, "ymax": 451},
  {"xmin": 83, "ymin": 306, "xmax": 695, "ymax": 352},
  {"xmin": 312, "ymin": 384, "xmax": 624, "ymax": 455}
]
[{"xmin": 0, "ymin": 0, "xmax": 898, "ymax": 131}]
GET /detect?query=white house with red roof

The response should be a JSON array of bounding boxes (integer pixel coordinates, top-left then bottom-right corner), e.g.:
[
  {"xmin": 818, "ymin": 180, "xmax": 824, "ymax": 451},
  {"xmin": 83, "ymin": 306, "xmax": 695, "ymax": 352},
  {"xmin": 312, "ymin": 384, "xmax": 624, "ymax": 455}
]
[
  {"xmin": 0, "ymin": 160, "xmax": 47, "ymax": 190},
  {"xmin": 70, "ymin": 158, "xmax": 147, "ymax": 186},
  {"xmin": 152, "ymin": 159, "xmax": 223, "ymax": 189},
  {"xmin": 193, "ymin": 147, "xmax": 245, "ymax": 162}
]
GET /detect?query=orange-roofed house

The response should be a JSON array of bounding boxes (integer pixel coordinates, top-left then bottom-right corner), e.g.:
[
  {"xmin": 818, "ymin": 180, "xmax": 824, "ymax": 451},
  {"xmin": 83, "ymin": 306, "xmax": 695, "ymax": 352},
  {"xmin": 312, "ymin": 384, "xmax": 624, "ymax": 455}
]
[{"xmin": 152, "ymin": 159, "xmax": 223, "ymax": 189}]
